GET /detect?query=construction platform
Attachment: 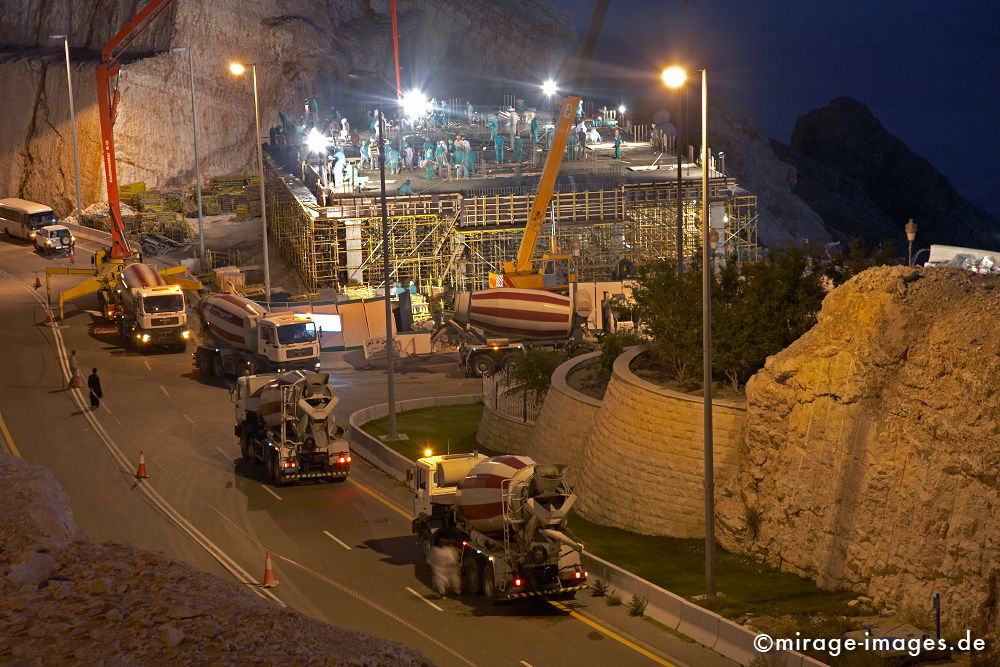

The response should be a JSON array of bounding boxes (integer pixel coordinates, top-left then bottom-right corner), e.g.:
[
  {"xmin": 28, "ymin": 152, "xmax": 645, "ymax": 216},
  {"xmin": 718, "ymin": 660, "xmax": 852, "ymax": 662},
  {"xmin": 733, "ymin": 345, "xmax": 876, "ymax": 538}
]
[{"xmin": 262, "ymin": 115, "xmax": 759, "ymax": 294}]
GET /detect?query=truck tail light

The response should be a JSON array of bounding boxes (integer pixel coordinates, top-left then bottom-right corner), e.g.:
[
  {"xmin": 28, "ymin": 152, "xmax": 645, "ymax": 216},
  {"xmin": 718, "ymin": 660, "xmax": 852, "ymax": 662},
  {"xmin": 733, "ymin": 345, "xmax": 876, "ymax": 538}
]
[
  {"xmin": 514, "ymin": 577, "xmax": 523, "ymax": 587},
  {"xmin": 574, "ymin": 570, "xmax": 583, "ymax": 579},
  {"xmin": 338, "ymin": 456, "xmax": 347, "ymax": 464}
]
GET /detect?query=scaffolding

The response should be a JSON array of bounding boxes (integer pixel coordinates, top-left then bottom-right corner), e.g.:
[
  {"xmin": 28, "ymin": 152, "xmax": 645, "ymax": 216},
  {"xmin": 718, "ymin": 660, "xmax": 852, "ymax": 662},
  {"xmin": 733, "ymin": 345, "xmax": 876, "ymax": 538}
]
[{"xmin": 264, "ymin": 158, "xmax": 759, "ymax": 293}]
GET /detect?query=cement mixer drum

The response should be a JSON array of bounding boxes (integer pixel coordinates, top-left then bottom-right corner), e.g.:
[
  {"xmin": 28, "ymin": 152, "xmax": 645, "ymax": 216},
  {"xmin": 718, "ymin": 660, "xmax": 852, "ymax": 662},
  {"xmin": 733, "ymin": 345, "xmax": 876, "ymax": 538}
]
[{"xmin": 455, "ymin": 455, "xmax": 538, "ymax": 533}]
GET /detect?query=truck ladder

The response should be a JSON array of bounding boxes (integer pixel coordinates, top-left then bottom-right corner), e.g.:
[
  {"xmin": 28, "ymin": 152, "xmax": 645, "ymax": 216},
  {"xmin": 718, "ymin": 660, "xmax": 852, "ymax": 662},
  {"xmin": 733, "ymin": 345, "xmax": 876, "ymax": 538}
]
[{"xmin": 500, "ymin": 477, "xmax": 528, "ymax": 561}]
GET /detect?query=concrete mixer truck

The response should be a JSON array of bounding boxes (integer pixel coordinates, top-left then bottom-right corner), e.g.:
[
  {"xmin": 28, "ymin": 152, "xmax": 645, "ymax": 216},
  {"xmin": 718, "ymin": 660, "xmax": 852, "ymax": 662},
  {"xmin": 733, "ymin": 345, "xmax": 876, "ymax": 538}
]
[
  {"xmin": 409, "ymin": 452, "xmax": 587, "ymax": 603},
  {"xmin": 443, "ymin": 287, "xmax": 598, "ymax": 377},
  {"xmin": 233, "ymin": 370, "xmax": 350, "ymax": 486},
  {"xmin": 112, "ymin": 263, "xmax": 194, "ymax": 352},
  {"xmin": 194, "ymin": 293, "xmax": 321, "ymax": 379}
]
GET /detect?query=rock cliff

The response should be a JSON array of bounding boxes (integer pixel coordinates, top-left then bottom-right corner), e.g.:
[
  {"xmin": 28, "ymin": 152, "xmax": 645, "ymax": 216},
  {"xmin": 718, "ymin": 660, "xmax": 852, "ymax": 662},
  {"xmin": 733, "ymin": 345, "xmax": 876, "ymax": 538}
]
[
  {"xmin": 773, "ymin": 97, "xmax": 1000, "ymax": 251},
  {"xmin": 716, "ymin": 266, "xmax": 1000, "ymax": 636},
  {"xmin": 0, "ymin": 0, "xmax": 574, "ymax": 215}
]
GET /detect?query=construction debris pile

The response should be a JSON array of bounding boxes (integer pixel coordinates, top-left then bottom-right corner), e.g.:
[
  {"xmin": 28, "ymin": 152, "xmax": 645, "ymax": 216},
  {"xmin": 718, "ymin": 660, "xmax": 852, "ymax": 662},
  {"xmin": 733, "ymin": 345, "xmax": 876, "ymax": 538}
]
[{"xmin": 0, "ymin": 454, "xmax": 429, "ymax": 666}]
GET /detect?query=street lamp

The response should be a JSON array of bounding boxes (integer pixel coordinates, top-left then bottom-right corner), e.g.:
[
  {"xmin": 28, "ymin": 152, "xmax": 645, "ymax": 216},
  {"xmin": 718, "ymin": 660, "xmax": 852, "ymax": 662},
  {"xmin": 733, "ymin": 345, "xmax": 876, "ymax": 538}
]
[
  {"xmin": 662, "ymin": 65, "xmax": 688, "ymax": 273},
  {"xmin": 905, "ymin": 218, "xmax": 918, "ymax": 266},
  {"xmin": 699, "ymin": 68, "xmax": 716, "ymax": 599},
  {"xmin": 229, "ymin": 61, "xmax": 270, "ymax": 303},
  {"xmin": 171, "ymin": 46, "xmax": 206, "ymax": 272},
  {"xmin": 50, "ymin": 34, "xmax": 83, "ymax": 221}
]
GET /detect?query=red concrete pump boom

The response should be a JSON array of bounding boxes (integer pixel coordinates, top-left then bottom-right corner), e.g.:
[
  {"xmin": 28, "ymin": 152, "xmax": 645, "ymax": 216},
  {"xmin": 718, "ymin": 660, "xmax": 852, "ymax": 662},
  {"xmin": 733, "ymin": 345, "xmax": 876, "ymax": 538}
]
[{"xmin": 95, "ymin": 0, "xmax": 177, "ymax": 260}]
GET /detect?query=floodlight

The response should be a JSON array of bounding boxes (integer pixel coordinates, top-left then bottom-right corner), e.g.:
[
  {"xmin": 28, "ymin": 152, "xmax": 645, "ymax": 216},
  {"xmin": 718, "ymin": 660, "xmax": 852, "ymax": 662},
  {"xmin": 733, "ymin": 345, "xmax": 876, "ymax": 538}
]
[
  {"xmin": 305, "ymin": 127, "xmax": 329, "ymax": 154},
  {"xmin": 541, "ymin": 79, "xmax": 557, "ymax": 96},
  {"xmin": 229, "ymin": 62, "xmax": 246, "ymax": 76},
  {"xmin": 661, "ymin": 65, "xmax": 687, "ymax": 89}
]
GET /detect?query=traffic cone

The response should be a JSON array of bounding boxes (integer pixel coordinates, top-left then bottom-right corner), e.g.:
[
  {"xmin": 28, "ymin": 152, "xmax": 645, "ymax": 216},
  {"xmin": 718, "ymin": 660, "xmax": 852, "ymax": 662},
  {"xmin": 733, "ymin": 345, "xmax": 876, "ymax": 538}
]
[
  {"xmin": 135, "ymin": 450, "xmax": 150, "ymax": 479},
  {"xmin": 43, "ymin": 312, "xmax": 56, "ymax": 327},
  {"xmin": 34, "ymin": 272, "xmax": 41, "ymax": 289},
  {"xmin": 261, "ymin": 551, "xmax": 279, "ymax": 588},
  {"xmin": 69, "ymin": 248, "xmax": 75, "ymax": 264}
]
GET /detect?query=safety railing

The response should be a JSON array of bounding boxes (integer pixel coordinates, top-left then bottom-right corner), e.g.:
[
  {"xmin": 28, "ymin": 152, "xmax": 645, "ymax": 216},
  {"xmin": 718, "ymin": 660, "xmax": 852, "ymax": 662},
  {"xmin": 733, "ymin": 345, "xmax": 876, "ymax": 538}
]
[{"xmin": 482, "ymin": 369, "xmax": 543, "ymax": 424}]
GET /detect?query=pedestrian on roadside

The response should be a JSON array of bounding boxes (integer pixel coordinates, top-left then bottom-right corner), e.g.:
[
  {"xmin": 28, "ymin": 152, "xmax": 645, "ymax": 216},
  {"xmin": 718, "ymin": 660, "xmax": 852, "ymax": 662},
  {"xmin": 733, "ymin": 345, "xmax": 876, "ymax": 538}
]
[
  {"xmin": 87, "ymin": 368, "xmax": 103, "ymax": 409},
  {"xmin": 68, "ymin": 350, "xmax": 79, "ymax": 388}
]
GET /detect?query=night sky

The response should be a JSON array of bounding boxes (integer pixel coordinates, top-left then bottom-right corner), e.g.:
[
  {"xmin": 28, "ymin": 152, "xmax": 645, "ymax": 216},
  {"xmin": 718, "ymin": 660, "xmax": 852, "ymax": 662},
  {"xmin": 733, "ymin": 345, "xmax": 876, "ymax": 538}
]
[{"xmin": 551, "ymin": 0, "xmax": 1000, "ymax": 220}]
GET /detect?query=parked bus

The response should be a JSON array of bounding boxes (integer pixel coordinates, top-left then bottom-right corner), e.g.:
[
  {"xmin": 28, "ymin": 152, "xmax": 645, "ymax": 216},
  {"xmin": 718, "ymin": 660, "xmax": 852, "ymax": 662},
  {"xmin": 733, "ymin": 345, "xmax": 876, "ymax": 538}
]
[{"xmin": 0, "ymin": 198, "xmax": 57, "ymax": 240}]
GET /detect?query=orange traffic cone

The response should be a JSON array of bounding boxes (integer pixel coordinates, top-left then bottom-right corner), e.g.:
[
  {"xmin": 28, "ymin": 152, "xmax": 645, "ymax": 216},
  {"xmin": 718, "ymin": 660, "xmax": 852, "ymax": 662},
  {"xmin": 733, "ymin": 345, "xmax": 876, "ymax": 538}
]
[
  {"xmin": 135, "ymin": 450, "xmax": 150, "ymax": 479},
  {"xmin": 261, "ymin": 551, "xmax": 279, "ymax": 588},
  {"xmin": 34, "ymin": 273, "xmax": 41, "ymax": 289},
  {"xmin": 69, "ymin": 248, "xmax": 75, "ymax": 264},
  {"xmin": 43, "ymin": 312, "xmax": 56, "ymax": 327}
]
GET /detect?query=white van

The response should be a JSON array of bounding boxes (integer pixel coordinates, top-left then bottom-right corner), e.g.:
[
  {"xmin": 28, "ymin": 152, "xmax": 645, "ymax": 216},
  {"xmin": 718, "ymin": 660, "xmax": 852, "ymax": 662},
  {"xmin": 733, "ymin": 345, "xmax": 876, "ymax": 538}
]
[
  {"xmin": 0, "ymin": 198, "xmax": 57, "ymax": 240},
  {"xmin": 33, "ymin": 225, "xmax": 76, "ymax": 255}
]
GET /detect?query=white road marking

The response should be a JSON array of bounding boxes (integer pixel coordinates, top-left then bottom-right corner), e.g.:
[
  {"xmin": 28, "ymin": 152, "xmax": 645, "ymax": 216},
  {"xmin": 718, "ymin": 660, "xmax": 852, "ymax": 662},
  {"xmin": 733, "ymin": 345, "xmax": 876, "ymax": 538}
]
[
  {"xmin": 159, "ymin": 385, "xmax": 169, "ymax": 396},
  {"xmin": 405, "ymin": 587, "xmax": 443, "ymax": 612},
  {"xmin": 520, "ymin": 662, "xmax": 533, "ymax": 667},
  {"xmin": 183, "ymin": 413, "xmax": 195, "ymax": 425},
  {"xmin": 214, "ymin": 446, "xmax": 232, "ymax": 462},
  {"xmin": 322, "ymin": 530, "xmax": 352, "ymax": 550},
  {"xmin": 144, "ymin": 359, "xmax": 151, "ymax": 371},
  {"xmin": 260, "ymin": 484, "xmax": 282, "ymax": 501},
  {"xmin": 152, "ymin": 457, "xmax": 168, "ymax": 472}
]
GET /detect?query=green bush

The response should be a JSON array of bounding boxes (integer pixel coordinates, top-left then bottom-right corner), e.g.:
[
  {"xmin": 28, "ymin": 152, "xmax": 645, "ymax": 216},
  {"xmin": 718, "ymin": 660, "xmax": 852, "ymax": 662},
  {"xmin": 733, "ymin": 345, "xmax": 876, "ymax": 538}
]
[
  {"xmin": 596, "ymin": 331, "xmax": 645, "ymax": 383},
  {"xmin": 590, "ymin": 579, "xmax": 609, "ymax": 597},
  {"xmin": 606, "ymin": 591, "xmax": 622, "ymax": 606},
  {"xmin": 503, "ymin": 347, "xmax": 567, "ymax": 404},
  {"xmin": 626, "ymin": 594, "xmax": 647, "ymax": 617}
]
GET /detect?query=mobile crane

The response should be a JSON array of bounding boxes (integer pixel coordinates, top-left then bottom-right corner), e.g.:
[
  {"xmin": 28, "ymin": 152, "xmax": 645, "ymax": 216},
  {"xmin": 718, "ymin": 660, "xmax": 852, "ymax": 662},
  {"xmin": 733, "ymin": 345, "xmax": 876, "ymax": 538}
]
[
  {"xmin": 44, "ymin": 0, "xmax": 200, "ymax": 318},
  {"xmin": 492, "ymin": 0, "xmax": 609, "ymax": 291}
]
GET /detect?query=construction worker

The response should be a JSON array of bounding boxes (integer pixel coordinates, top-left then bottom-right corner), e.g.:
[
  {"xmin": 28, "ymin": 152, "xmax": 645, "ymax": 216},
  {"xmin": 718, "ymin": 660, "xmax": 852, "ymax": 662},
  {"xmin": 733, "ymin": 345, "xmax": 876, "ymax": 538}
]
[
  {"xmin": 87, "ymin": 368, "xmax": 103, "ymax": 410},
  {"xmin": 530, "ymin": 116, "xmax": 539, "ymax": 144},
  {"xmin": 360, "ymin": 140, "xmax": 371, "ymax": 171},
  {"xmin": 388, "ymin": 145, "xmax": 401, "ymax": 174},
  {"xmin": 493, "ymin": 134, "xmax": 504, "ymax": 163},
  {"xmin": 613, "ymin": 129, "xmax": 622, "ymax": 159},
  {"xmin": 489, "ymin": 115, "xmax": 499, "ymax": 140},
  {"xmin": 68, "ymin": 349, "xmax": 79, "ymax": 388},
  {"xmin": 465, "ymin": 147, "xmax": 476, "ymax": 176},
  {"xmin": 424, "ymin": 157, "xmax": 436, "ymax": 181},
  {"xmin": 397, "ymin": 179, "xmax": 414, "ymax": 195},
  {"xmin": 566, "ymin": 131, "xmax": 577, "ymax": 160},
  {"xmin": 513, "ymin": 135, "xmax": 523, "ymax": 163},
  {"xmin": 466, "ymin": 101, "xmax": 474, "ymax": 123}
]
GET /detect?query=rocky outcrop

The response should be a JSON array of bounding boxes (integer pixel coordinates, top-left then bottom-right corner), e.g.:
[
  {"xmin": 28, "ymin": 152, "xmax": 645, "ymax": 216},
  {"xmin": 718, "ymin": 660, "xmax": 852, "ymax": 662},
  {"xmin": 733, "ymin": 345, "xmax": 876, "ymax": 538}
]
[
  {"xmin": 716, "ymin": 266, "xmax": 1000, "ymax": 636},
  {"xmin": 0, "ymin": 0, "xmax": 574, "ymax": 216},
  {"xmin": 774, "ymin": 97, "xmax": 999, "ymax": 251},
  {"xmin": 708, "ymin": 94, "xmax": 831, "ymax": 248},
  {"xmin": 0, "ymin": 454, "xmax": 428, "ymax": 664}
]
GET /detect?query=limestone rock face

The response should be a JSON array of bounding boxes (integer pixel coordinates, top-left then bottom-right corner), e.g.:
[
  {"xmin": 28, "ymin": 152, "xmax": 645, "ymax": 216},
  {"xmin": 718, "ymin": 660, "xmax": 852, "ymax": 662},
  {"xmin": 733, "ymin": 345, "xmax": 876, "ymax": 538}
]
[
  {"xmin": 717, "ymin": 266, "xmax": 1000, "ymax": 635},
  {"xmin": 0, "ymin": 0, "xmax": 574, "ymax": 216}
]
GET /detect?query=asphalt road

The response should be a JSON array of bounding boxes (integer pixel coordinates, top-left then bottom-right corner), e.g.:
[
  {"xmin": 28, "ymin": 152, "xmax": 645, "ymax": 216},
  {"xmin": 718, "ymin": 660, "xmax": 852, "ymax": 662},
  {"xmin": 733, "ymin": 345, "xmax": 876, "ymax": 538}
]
[{"xmin": 0, "ymin": 235, "xmax": 734, "ymax": 667}]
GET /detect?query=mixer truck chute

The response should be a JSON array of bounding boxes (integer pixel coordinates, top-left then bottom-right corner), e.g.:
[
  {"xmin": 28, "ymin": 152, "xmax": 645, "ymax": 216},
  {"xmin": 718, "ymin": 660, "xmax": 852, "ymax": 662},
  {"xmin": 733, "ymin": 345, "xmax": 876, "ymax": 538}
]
[
  {"xmin": 409, "ymin": 453, "xmax": 587, "ymax": 603},
  {"xmin": 233, "ymin": 371, "xmax": 350, "ymax": 486},
  {"xmin": 195, "ymin": 293, "xmax": 321, "ymax": 379}
]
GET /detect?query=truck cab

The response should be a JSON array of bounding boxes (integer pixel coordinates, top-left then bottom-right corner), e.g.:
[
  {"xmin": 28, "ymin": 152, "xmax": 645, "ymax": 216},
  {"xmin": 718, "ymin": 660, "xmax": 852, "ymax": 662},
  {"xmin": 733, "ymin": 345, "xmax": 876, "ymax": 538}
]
[
  {"xmin": 122, "ymin": 284, "xmax": 191, "ymax": 351},
  {"xmin": 256, "ymin": 314, "xmax": 319, "ymax": 368},
  {"xmin": 409, "ymin": 453, "xmax": 488, "ymax": 520}
]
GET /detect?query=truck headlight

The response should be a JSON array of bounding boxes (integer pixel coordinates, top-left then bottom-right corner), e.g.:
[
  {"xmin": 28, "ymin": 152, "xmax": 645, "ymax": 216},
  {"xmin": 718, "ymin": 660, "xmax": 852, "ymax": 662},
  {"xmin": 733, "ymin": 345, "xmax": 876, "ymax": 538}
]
[
  {"xmin": 140, "ymin": 334, "xmax": 150, "ymax": 342},
  {"xmin": 181, "ymin": 330, "xmax": 190, "ymax": 339}
]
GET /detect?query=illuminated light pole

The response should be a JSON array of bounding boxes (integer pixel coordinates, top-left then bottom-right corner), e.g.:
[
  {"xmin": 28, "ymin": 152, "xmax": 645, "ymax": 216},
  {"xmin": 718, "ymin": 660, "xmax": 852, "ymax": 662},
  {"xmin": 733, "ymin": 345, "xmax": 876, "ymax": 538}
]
[
  {"xmin": 229, "ymin": 62, "xmax": 270, "ymax": 303},
  {"xmin": 378, "ymin": 112, "xmax": 398, "ymax": 438},
  {"xmin": 699, "ymin": 67, "xmax": 716, "ymax": 598},
  {"xmin": 905, "ymin": 218, "xmax": 918, "ymax": 266},
  {"xmin": 662, "ymin": 65, "xmax": 687, "ymax": 273},
  {"xmin": 50, "ymin": 34, "xmax": 83, "ymax": 221},
  {"xmin": 171, "ymin": 46, "xmax": 206, "ymax": 272}
]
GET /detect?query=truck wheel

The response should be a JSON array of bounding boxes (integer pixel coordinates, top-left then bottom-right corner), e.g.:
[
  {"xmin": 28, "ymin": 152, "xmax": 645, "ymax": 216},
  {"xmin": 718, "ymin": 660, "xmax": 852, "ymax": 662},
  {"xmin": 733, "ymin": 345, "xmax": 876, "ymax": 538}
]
[
  {"xmin": 239, "ymin": 433, "xmax": 250, "ymax": 460},
  {"xmin": 482, "ymin": 565, "xmax": 499, "ymax": 604},
  {"xmin": 462, "ymin": 554, "xmax": 482, "ymax": 595},
  {"xmin": 419, "ymin": 529, "xmax": 433, "ymax": 564},
  {"xmin": 197, "ymin": 353, "xmax": 211, "ymax": 377},
  {"xmin": 470, "ymin": 354, "xmax": 497, "ymax": 378},
  {"xmin": 271, "ymin": 451, "xmax": 284, "ymax": 487},
  {"xmin": 211, "ymin": 357, "xmax": 223, "ymax": 378}
]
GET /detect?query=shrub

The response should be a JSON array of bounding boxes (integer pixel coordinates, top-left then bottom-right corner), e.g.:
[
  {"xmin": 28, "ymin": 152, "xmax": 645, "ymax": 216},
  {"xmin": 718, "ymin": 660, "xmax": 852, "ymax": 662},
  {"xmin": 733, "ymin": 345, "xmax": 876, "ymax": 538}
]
[
  {"xmin": 626, "ymin": 594, "xmax": 647, "ymax": 617},
  {"xmin": 606, "ymin": 591, "xmax": 622, "ymax": 606},
  {"xmin": 595, "ymin": 331, "xmax": 645, "ymax": 383},
  {"xmin": 503, "ymin": 347, "xmax": 567, "ymax": 404},
  {"xmin": 590, "ymin": 579, "xmax": 609, "ymax": 597}
]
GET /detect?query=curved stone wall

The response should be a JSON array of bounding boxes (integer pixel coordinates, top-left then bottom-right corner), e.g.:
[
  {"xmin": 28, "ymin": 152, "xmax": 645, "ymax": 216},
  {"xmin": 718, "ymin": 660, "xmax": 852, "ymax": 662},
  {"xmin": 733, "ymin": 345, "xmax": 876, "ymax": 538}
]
[
  {"xmin": 526, "ymin": 352, "xmax": 603, "ymax": 484},
  {"xmin": 575, "ymin": 348, "xmax": 746, "ymax": 538},
  {"xmin": 475, "ymin": 404, "xmax": 533, "ymax": 455}
]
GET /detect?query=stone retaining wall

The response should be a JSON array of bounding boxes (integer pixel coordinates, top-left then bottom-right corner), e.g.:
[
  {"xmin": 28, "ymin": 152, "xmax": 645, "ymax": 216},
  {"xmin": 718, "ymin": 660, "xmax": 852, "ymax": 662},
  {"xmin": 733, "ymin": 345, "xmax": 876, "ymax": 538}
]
[
  {"xmin": 475, "ymin": 403, "xmax": 532, "ymax": 455},
  {"xmin": 575, "ymin": 347, "xmax": 747, "ymax": 538},
  {"xmin": 526, "ymin": 351, "xmax": 603, "ymax": 484}
]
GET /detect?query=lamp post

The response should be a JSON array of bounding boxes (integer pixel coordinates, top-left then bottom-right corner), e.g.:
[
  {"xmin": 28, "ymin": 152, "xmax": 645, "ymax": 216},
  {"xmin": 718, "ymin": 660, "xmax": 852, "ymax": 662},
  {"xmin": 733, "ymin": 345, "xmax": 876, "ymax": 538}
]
[
  {"xmin": 50, "ymin": 34, "xmax": 83, "ymax": 221},
  {"xmin": 378, "ymin": 112, "xmax": 398, "ymax": 438},
  {"xmin": 905, "ymin": 218, "xmax": 918, "ymax": 266},
  {"xmin": 172, "ymin": 47, "xmax": 206, "ymax": 272},
  {"xmin": 229, "ymin": 62, "xmax": 270, "ymax": 303},
  {"xmin": 700, "ymin": 68, "xmax": 716, "ymax": 598},
  {"xmin": 662, "ymin": 65, "xmax": 687, "ymax": 273}
]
